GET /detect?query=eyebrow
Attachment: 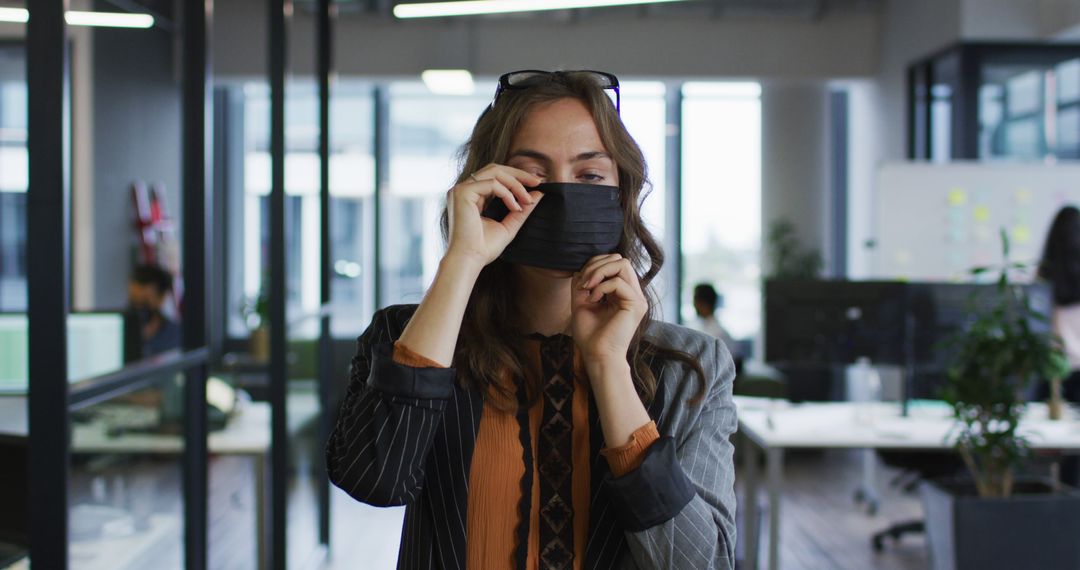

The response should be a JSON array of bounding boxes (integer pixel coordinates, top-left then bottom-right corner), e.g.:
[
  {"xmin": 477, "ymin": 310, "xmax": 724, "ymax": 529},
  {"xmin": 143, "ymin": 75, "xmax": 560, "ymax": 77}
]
[{"xmin": 508, "ymin": 149, "xmax": 612, "ymax": 163}]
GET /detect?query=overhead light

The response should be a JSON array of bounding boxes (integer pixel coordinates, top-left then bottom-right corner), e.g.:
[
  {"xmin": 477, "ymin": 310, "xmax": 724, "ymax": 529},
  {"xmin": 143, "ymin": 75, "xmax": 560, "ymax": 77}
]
[
  {"xmin": 0, "ymin": 7, "xmax": 29, "ymax": 23},
  {"xmin": 0, "ymin": 8, "xmax": 155, "ymax": 28},
  {"xmin": 66, "ymin": 11, "xmax": 155, "ymax": 28},
  {"xmin": 421, "ymin": 69, "xmax": 475, "ymax": 95},
  {"xmin": 395, "ymin": 0, "xmax": 692, "ymax": 19}
]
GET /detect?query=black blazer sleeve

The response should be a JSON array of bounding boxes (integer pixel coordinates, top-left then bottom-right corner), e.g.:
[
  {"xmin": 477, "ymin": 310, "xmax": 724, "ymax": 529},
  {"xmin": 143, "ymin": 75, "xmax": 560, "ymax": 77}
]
[{"xmin": 326, "ymin": 305, "xmax": 457, "ymax": 507}]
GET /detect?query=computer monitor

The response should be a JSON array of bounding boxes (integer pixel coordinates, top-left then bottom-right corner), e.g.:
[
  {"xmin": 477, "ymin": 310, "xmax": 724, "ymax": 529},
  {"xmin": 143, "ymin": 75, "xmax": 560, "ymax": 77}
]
[
  {"xmin": 904, "ymin": 282, "xmax": 1053, "ymax": 400},
  {"xmin": 0, "ymin": 312, "xmax": 125, "ymax": 393},
  {"xmin": 764, "ymin": 280, "xmax": 909, "ymax": 367}
]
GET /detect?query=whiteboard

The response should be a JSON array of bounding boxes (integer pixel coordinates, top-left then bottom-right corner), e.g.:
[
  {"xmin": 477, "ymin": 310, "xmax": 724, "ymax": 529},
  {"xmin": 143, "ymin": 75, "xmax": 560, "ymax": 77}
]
[{"xmin": 872, "ymin": 162, "xmax": 1080, "ymax": 281}]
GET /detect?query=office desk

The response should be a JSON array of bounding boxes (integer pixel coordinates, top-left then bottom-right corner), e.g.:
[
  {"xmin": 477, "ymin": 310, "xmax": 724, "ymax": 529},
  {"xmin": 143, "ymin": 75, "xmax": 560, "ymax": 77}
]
[
  {"xmin": 2, "ymin": 388, "xmax": 320, "ymax": 570},
  {"xmin": 72, "ymin": 401, "xmax": 272, "ymax": 570},
  {"xmin": 735, "ymin": 396, "xmax": 1080, "ymax": 570}
]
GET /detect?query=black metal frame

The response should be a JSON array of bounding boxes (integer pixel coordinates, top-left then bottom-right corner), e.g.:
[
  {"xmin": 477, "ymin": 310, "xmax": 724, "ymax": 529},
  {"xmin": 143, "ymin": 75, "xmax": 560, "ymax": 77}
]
[
  {"xmin": 26, "ymin": 0, "xmax": 214, "ymax": 567},
  {"xmin": 829, "ymin": 89, "xmax": 848, "ymax": 278},
  {"xmin": 907, "ymin": 41, "xmax": 1080, "ymax": 160},
  {"xmin": 268, "ymin": 0, "xmax": 289, "ymax": 568},
  {"xmin": 180, "ymin": 0, "xmax": 212, "ymax": 566},
  {"xmin": 666, "ymin": 85, "xmax": 682, "ymax": 323},
  {"xmin": 316, "ymin": 0, "xmax": 334, "ymax": 548},
  {"xmin": 373, "ymin": 85, "xmax": 389, "ymax": 309},
  {"xmin": 26, "ymin": 2, "xmax": 71, "ymax": 568}
]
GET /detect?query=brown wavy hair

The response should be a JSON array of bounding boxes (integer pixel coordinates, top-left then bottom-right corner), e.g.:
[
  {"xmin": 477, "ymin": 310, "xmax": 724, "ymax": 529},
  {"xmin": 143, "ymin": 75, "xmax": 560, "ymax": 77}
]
[{"xmin": 441, "ymin": 71, "xmax": 706, "ymax": 410}]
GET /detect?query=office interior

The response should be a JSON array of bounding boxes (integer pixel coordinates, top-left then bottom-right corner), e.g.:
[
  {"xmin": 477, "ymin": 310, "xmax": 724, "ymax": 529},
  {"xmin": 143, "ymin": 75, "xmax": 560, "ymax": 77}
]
[{"xmin": 2, "ymin": 0, "xmax": 1080, "ymax": 568}]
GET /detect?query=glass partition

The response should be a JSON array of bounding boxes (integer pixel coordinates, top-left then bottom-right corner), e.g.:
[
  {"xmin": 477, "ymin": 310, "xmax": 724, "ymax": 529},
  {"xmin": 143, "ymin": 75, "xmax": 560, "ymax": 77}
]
[
  {"xmin": 64, "ymin": 16, "xmax": 189, "ymax": 567},
  {"xmin": 69, "ymin": 376, "xmax": 186, "ymax": 570},
  {"xmin": 0, "ymin": 42, "xmax": 26, "ymax": 314},
  {"xmin": 284, "ymin": 9, "xmax": 323, "ymax": 561},
  {"xmin": 67, "ymin": 19, "xmax": 184, "ymax": 379},
  {"xmin": 329, "ymin": 81, "xmax": 375, "ymax": 337}
]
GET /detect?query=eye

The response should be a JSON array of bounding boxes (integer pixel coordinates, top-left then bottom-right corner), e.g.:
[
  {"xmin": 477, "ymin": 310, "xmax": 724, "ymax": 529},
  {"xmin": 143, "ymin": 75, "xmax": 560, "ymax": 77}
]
[{"xmin": 578, "ymin": 171, "xmax": 606, "ymax": 183}]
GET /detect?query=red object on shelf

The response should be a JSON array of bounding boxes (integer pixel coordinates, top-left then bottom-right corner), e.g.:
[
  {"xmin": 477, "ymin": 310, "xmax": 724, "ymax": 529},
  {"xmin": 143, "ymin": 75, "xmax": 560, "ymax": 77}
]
[{"xmin": 130, "ymin": 181, "xmax": 183, "ymax": 317}]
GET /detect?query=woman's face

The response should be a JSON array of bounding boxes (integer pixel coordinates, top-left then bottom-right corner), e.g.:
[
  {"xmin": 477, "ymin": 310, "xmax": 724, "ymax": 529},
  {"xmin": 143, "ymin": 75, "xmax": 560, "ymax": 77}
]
[
  {"xmin": 506, "ymin": 97, "xmax": 619, "ymax": 187},
  {"xmin": 506, "ymin": 97, "xmax": 620, "ymax": 281}
]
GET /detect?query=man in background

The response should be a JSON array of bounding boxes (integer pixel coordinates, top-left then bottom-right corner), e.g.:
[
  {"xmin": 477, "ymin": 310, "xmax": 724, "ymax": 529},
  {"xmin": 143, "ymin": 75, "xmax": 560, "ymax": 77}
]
[
  {"xmin": 126, "ymin": 263, "xmax": 181, "ymax": 359},
  {"xmin": 689, "ymin": 283, "xmax": 742, "ymax": 375}
]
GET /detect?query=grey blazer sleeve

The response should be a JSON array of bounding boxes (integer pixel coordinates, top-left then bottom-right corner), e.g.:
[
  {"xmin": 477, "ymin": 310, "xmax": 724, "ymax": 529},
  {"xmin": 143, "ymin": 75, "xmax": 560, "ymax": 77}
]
[
  {"xmin": 325, "ymin": 306, "xmax": 457, "ymax": 507},
  {"xmin": 619, "ymin": 334, "xmax": 738, "ymax": 570}
]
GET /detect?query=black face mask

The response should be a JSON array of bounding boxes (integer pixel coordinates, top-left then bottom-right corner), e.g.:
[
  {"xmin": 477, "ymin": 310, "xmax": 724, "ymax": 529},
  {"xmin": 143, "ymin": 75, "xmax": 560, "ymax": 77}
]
[{"xmin": 482, "ymin": 182, "xmax": 624, "ymax": 272}]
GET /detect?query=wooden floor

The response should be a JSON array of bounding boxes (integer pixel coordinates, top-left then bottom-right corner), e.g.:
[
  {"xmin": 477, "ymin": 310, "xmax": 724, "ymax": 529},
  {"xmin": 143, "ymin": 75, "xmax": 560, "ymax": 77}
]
[
  {"xmin": 64, "ymin": 448, "xmax": 931, "ymax": 569},
  {"xmin": 322, "ymin": 449, "xmax": 932, "ymax": 570},
  {"xmin": 738, "ymin": 450, "xmax": 929, "ymax": 570}
]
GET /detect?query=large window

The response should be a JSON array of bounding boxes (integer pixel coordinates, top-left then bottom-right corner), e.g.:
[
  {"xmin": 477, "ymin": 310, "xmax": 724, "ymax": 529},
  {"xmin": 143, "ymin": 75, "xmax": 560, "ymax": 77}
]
[
  {"xmin": 380, "ymin": 82, "xmax": 493, "ymax": 307},
  {"xmin": 0, "ymin": 45, "xmax": 27, "ymax": 312},
  {"xmin": 225, "ymin": 78, "xmax": 763, "ymax": 342},
  {"xmin": 681, "ymin": 83, "xmax": 763, "ymax": 340},
  {"xmin": 228, "ymin": 81, "xmax": 375, "ymax": 339}
]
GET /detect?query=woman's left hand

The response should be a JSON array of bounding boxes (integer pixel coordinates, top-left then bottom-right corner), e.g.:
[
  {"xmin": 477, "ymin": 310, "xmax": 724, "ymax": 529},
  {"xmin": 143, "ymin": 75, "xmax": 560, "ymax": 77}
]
[{"xmin": 571, "ymin": 254, "xmax": 648, "ymax": 366}]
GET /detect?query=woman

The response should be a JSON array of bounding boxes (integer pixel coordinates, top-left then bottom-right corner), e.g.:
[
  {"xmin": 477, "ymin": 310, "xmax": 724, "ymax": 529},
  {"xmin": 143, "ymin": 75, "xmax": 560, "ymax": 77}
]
[
  {"xmin": 1039, "ymin": 205, "xmax": 1080, "ymax": 405},
  {"xmin": 1038, "ymin": 205, "xmax": 1080, "ymax": 487},
  {"xmin": 327, "ymin": 70, "xmax": 737, "ymax": 570}
]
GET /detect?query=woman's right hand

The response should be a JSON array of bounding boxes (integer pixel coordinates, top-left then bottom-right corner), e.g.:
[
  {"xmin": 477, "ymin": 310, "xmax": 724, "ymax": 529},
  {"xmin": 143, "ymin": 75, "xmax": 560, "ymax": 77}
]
[{"xmin": 445, "ymin": 163, "xmax": 544, "ymax": 268}]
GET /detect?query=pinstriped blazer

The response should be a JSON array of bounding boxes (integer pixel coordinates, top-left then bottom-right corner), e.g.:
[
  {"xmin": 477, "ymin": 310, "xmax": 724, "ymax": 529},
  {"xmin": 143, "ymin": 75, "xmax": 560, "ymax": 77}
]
[{"xmin": 326, "ymin": 305, "xmax": 737, "ymax": 569}]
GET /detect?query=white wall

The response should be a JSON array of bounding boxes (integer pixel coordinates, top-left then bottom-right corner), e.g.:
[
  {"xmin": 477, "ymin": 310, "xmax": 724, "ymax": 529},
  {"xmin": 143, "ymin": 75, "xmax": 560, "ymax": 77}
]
[
  {"xmin": 760, "ymin": 81, "xmax": 832, "ymax": 276},
  {"xmin": 846, "ymin": 0, "xmax": 1080, "ymax": 278}
]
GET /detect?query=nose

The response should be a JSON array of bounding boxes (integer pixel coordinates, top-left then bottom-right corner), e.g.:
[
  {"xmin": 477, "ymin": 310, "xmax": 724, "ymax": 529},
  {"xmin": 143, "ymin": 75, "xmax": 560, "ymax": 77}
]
[{"xmin": 548, "ymin": 165, "xmax": 574, "ymax": 184}]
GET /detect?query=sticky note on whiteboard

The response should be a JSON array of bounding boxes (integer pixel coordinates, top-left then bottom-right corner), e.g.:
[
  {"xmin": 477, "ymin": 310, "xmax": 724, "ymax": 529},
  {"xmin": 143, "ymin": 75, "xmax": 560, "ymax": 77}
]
[
  {"xmin": 1013, "ymin": 226, "xmax": 1031, "ymax": 244},
  {"xmin": 948, "ymin": 188, "xmax": 967, "ymax": 206}
]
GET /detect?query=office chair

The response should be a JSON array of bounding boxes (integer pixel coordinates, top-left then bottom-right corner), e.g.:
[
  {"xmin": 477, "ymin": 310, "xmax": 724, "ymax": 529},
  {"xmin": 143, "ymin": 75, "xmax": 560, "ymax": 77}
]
[{"xmin": 870, "ymin": 451, "xmax": 964, "ymax": 551}]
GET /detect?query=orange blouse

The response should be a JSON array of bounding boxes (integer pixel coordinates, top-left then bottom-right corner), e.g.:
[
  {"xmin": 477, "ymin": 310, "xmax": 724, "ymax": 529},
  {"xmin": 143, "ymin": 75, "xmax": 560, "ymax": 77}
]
[{"xmin": 393, "ymin": 340, "xmax": 659, "ymax": 569}]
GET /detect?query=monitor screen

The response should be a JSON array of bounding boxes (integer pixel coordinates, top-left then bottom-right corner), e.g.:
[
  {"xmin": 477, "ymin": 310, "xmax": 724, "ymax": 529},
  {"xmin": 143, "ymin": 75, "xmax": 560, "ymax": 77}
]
[
  {"xmin": 905, "ymin": 282, "xmax": 1052, "ymax": 398},
  {"xmin": 764, "ymin": 280, "xmax": 909, "ymax": 366},
  {"xmin": 0, "ymin": 313, "xmax": 125, "ymax": 393}
]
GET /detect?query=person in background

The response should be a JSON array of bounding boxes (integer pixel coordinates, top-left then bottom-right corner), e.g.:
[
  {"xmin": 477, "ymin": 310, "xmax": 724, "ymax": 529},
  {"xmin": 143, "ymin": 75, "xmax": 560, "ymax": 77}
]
[
  {"xmin": 1038, "ymin": 205, "xmax": 1080, "ymax": 485},
  {"xmin": 127, "ymin": 263, "xmax": 181, "ymax": 358},
  {"xmin": 690, "ymin": 283, "xmax": 739, "ymax": 366}
]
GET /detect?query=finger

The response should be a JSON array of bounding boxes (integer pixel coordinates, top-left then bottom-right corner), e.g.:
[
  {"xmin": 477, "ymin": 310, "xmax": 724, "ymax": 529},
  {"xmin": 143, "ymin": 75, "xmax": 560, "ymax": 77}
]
[
  {"xmin": 474, "ymin": 163, "xmax": 543, "ymax": 188},
  {"xmin": 492, "ymin": 171, "xmax": 534, "ymax": 206},
  {"xmin": 497, "ymin": 191, "xmax": 544, "ymax": 234},
  {"xmin": 576, "ymin": 254, "xmax": 624, "ymax": 288},
  {"xmin": 473, "ymin": 179, "xmax": 522, "ymax": 212},
  {"xmin": 581, "ymin": 257, "xmax": 628, "ymax": 287},
  {"xmin": 584, "ymin": 277, "xmax": 640, "ymax": 305},
  {"xmin": 583, "ymin": 258, "xmax": 640, "ymax": 292}
]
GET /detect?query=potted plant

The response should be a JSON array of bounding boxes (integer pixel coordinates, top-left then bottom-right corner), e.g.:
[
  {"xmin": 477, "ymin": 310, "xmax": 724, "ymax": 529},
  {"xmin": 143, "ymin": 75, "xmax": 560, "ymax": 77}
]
[
  {"xmin": 766, "ymin": 218, "xmax": 823, "ymax": 280},
  {"xmin": 922, "ymin": 231, "xmax": 1080, "ymax": 570},
  {"xmin": 240, "ymin": 283, "xmax": 270, "ymax": 361}
]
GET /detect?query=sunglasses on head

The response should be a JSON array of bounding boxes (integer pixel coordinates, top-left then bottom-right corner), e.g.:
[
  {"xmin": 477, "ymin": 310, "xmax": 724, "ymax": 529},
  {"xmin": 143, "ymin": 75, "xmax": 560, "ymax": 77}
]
[{"xmin": 487, "ymin": 69, "xmax": 621, "ymax": 115}]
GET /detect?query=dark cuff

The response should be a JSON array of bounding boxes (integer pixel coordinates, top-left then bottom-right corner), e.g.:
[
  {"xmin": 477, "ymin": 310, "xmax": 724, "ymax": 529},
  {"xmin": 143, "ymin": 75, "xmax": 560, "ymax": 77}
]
[
  {"xmin": 601, "ymin": 436, "xmax": 695, "ymax": 532},
  {"xmin": 367, "ymin": 342, "xmax": 456, "ymax": 399}
]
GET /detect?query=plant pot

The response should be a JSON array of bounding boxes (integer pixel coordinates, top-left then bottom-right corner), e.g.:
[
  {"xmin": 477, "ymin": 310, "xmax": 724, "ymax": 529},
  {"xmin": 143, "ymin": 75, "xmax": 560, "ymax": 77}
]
[
  {"xmin": 249, "ymin": 325, "xmax": 269, "ymax": 362},
  {"xmin": 921, "ymin": 478, "xmax": 1080, "ymax": 570}
]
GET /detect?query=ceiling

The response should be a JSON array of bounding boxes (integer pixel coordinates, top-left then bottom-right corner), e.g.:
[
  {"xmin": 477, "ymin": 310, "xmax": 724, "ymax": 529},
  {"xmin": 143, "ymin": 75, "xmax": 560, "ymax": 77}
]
[{"xmin": 305, "ymin": 0, "xmax": 884, "ymax": 20}]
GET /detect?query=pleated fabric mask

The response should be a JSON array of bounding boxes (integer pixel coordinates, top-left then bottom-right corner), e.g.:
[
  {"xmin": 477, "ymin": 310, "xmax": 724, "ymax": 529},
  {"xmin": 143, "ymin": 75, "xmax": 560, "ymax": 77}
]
[{"xmin": 482, "ymin": 182, "xmax": 625, "ymax": 272}]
